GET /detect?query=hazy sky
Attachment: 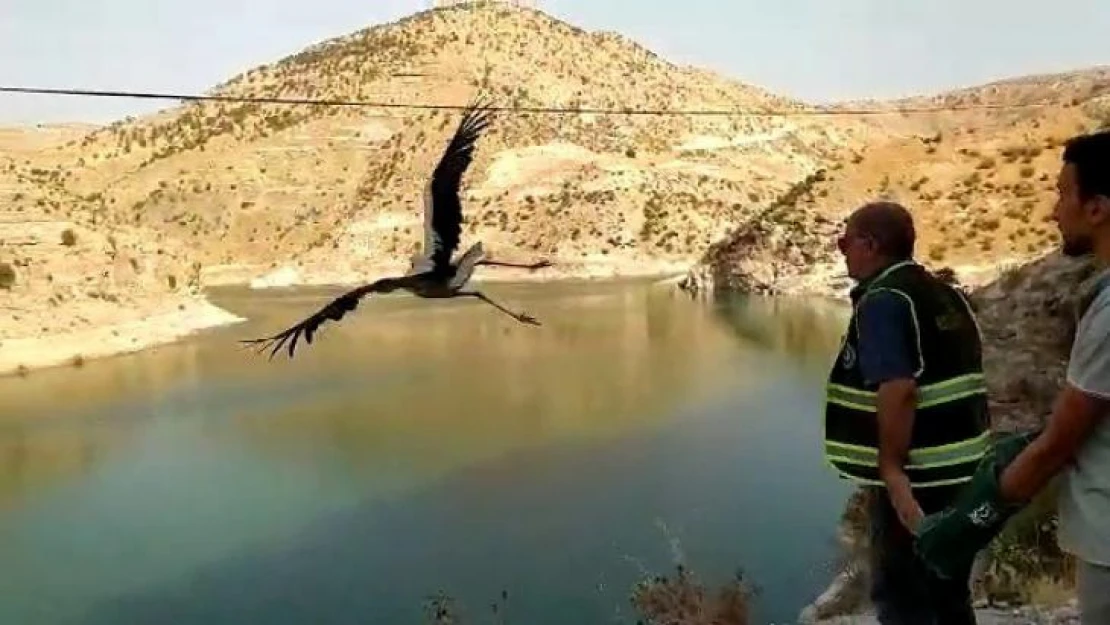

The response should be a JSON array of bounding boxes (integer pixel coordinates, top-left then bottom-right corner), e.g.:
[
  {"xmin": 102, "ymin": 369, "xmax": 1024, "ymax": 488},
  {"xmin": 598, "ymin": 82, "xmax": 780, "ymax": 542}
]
[{"xmin": 0, "ymin": 0, "xmax": 1107, "ymax": 124}]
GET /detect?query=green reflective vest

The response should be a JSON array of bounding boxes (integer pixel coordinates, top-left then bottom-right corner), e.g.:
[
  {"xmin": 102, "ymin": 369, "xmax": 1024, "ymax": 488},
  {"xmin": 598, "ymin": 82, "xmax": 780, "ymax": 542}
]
[{"xmin": 823, "ymin": 260, "xmax": 992, "ymax": 488}]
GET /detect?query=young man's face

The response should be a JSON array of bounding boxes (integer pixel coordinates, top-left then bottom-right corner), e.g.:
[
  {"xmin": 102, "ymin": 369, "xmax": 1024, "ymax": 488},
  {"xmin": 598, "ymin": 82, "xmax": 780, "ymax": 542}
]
[{"xmin": 1053, "ymin": 162, "xmax": 1108, "ymax": 258}]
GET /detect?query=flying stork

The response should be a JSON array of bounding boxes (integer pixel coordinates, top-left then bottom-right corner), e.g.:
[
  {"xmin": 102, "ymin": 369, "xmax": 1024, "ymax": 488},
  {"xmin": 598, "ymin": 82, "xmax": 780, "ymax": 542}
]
[{"xmin": 240, "ymin": 99, "xmax": 552, "ymax": 360}]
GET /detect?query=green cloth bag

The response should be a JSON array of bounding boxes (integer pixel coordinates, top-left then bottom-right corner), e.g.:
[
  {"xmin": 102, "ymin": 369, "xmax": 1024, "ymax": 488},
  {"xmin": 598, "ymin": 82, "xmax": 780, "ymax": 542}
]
[{"xmin": 912, "ymin": 428, "xmax": 1042, "ymax": 580}]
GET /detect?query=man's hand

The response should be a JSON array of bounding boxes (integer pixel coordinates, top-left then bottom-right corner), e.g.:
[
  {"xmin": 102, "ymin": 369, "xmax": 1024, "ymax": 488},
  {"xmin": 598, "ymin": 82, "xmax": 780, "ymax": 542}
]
[
  {"xmin": 877, "ymin": 377, "xmax": 922, "ymax": 532},
  {"xmin": 890, "ymin": 476, "xmax": 926, "ymax": 532}
]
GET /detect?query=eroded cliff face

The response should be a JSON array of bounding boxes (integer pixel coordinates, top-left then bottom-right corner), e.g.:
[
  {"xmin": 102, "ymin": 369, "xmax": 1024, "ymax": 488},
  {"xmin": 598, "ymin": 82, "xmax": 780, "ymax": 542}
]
[
  {"xmin": 677, "ymin": 171, "xmax": 847, "ymax": 299},
  {"xmin": 974, "ymin": 253, "xmax": 1103, "ymax": 431}
]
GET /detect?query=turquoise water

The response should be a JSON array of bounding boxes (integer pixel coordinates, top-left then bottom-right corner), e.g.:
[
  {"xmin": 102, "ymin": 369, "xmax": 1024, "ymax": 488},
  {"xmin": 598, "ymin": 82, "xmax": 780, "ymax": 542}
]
[{"xmin": 0, "ymin": 279, "xmax": 853, "ymax": 624}]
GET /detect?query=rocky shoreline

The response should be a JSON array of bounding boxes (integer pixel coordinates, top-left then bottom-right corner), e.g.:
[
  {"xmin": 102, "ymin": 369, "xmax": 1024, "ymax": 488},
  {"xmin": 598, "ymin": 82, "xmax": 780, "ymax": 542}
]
[
  {"xmin": 0, "ymin": 296, "xmax": 246, "ymax": 379},
  {"xmin": 0, "ymin": 260, "xmax": 695, "ymax": 380},
  {"xmin": 202, "ymin": 258, "xmax": 693, "ymax": 290}
]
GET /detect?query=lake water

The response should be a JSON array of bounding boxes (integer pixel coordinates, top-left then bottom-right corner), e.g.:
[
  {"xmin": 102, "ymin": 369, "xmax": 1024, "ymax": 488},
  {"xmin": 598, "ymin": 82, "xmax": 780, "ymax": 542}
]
[{"xmin": 0, "ymin": 279, "xmax": 854, "ymax": 625}]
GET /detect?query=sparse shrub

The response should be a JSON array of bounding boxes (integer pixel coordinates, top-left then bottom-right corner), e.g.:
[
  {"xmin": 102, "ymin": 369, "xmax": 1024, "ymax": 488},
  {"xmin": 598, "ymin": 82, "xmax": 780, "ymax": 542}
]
[
  {"xmin": 631, "ymin": 564, "xmax": 756, "ymax": 625},
  {"xmin": 0, "ymin": 262, "xmax": 15, "ymax": 289},
  {"xmin": 933, "ymin": 266, "xmax": 958, "ymax": 284},
  {"xmin": 976, "ymin": 483, "xmax": 1075, "ymax": 606}
]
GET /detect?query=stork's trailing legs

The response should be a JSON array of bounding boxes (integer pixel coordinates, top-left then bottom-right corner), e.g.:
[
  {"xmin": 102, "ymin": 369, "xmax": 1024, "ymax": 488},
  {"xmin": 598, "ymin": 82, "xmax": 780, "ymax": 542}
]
[
  {"xmin": 476, "ymin": 259, "xmax": 553, "ymax": 271},
  {"xmin": 461, "ymin": 290, "xmax": 541, "ymax": 325}
]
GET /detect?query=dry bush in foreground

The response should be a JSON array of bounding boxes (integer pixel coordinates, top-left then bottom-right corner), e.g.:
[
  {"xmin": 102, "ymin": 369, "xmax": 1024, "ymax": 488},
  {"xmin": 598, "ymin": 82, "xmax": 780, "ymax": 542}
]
[
  {"xmin": 421, "ymin": 564, "xmax": 756, "ymax": 625},
  {"xmin": 631, "ymin": 564, "xmax": 756, "ymax": 625}
]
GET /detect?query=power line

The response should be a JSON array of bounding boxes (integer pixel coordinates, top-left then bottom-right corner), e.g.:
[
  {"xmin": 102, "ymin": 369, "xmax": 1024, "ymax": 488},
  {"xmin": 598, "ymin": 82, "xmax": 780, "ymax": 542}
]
[{"xmin": 0, "ymin": 84, "xmax": 1067, "ymax": 117}]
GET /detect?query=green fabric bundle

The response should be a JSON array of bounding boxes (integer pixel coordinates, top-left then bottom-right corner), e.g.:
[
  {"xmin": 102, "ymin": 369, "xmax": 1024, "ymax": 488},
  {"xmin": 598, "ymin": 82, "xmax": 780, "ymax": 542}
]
[{"xmin": 912, "ymin": 429, "xmax": 1042, "ymax": 580}]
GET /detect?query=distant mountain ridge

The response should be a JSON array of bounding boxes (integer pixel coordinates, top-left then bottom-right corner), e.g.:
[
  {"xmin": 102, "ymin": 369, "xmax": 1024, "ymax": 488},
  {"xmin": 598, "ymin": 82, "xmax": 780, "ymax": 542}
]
[{"xmin": 1, "ymin": 1, "xmax": 1107, "ymax": 378}]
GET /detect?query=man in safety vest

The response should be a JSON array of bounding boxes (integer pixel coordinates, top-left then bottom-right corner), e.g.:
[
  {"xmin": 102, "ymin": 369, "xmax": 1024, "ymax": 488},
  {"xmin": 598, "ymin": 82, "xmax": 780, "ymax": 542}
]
[{"xmin": 825, "ymin": 201, "xmax": 990, "ymax": 624}]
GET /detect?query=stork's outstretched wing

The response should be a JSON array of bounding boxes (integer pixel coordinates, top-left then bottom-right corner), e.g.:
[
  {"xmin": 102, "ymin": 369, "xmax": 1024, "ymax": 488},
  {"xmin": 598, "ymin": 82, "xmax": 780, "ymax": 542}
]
[
  {"xmin": 239, "ymin": 277, "xmax": 406, "ymax": 360},
  {"xmin": 418, "ymin": 98, "xmax": 494, "ymax": 273}
]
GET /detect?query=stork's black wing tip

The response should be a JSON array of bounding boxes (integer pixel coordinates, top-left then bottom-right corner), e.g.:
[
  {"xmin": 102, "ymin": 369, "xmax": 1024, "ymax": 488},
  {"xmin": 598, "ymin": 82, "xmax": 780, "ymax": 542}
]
[
  {"xmin": 465, "ymin": 93, "xmax": 496, "ymax": 120},
  {"xmin": 238, "ymin": 329, "xmax": 302, "ymax": 361}
]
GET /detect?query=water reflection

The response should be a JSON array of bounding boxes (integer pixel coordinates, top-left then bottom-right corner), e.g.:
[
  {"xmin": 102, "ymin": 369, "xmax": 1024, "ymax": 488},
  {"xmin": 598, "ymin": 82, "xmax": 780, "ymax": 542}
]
[
  {"xmin": 214, "ymin": 282, "xmax": 772, "ymax": 482},
  {"xmin": 710, "ymin": 293, "xmax": 849, "ymax": 373},
  {"xmin": 0, "ymin": 428, "xmax": 123, "ymax": 514},
  {"xmin": 0, "ymin": 280, "xmax": 853, "ymax": 625}
]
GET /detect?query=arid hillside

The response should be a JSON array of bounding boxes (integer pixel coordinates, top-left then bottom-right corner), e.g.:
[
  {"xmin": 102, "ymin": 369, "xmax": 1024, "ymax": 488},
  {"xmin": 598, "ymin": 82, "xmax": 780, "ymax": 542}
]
[
  {"xmin": 0, "ymin": 140, "xmax": 241, "ymax": 376},
  {"xmin": 15, "ymin": 3, "xmax": 890, "ymax": 289},
  {"xmin": 0, "ymin": 2, "xmax": 888, "ymax": 375},
  {"xmin": 685, "ymin": 68, "xmax": 1110, "ymax": 297}
]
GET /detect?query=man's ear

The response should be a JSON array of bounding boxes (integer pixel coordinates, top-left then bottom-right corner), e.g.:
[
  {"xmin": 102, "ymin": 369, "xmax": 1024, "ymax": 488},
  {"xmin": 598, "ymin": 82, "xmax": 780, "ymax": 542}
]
[{"xmin": 1087, "ymin": 194, "xmax": 1110, "ymax": 226}]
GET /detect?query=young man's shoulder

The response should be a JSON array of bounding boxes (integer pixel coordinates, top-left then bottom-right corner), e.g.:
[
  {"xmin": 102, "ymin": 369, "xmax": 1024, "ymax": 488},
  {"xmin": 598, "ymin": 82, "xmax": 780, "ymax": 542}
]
[{"xmin": 1068, "ymin": 274, "xmax": 1110, "ymax": 400}]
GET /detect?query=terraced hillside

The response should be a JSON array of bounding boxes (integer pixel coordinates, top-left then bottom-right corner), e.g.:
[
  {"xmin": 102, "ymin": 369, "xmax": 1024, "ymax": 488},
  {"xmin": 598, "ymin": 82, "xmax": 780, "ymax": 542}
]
[
  {"xmin": 18, "ymin": 4, "xmax": 890, "ymax": 288},
  {"xmin": 0, "ymin": 138, "xmax": 239, "ymax": 376},
  {"xmin": 685, "ymin": 68, "xmax": 1110, "ymax": 296}
]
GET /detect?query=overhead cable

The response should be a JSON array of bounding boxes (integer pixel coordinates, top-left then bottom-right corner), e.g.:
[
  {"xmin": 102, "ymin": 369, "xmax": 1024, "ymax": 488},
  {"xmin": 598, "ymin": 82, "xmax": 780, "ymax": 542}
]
[{"xmin": 0, "ymin": 84, "xmax": 1069, "ymax": 118}]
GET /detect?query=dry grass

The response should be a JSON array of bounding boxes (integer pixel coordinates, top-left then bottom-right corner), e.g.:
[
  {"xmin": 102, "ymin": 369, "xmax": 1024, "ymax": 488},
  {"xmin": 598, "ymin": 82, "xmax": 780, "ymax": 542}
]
[
  {"xmin": 419, "ymin": 564, "xmax": 756, "ymax": 625},
  {"xmin": 420, "ymin": 522, "xmax": 757, "ymax": 625},
  {"xmin": 630, "ymin": 564, "xmax": 756, "ymax": 625},
  {"xmin": 974, "ymin": 482, "xmax": 1077, "ymax": 607}
]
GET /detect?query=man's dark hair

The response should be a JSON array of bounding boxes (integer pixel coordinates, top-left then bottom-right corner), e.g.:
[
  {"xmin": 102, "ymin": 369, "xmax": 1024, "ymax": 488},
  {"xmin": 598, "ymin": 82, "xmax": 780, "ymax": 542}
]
[
  {"xmin": 849, "ymin": 201, "xmax": 916, "ymax": 259},
  {"xmin": 1063, "ymin": 130, "xmax": 1110, "ymax": 200}
]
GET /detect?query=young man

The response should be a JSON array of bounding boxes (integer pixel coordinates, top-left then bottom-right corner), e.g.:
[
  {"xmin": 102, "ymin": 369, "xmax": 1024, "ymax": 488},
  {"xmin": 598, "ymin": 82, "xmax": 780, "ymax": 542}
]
[
  {"xmin": 824, "ymin": 201, "xmax": 990, "ymax": 624},
  {"xmin": 998, "ymin": 130, "xmax": 1110, "ymax": 623}
]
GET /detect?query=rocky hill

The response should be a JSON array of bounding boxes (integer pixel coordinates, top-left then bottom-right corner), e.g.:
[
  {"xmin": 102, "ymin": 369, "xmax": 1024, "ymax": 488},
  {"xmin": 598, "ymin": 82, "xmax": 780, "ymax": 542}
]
[
  {"xmin": 20, "ymin": 3, "xmax": 883, "ymax": 289},
  {"xmin": 0, "ymin": 139, "xmax": 241, "ymax": 376},
  {"xmin": 895, "ymin": 66, "xmax": 1110, "ymax": 109},
  {"xmin": 683, "ymin": 68, "xmax": 1110, "ymax": 297},
  {"xmin": 0, "ymin": 2, "xmax": 895, "ymax": 375}
]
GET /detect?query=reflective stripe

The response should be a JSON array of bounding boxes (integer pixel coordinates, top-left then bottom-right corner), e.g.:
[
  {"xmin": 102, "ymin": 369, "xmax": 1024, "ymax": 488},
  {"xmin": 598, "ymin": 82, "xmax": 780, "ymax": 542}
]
[
  {"xmin": 826, "ymin": 462, "xmax": 976, "ymax": 488},
  {"xmin": 865, "ymin": 260, "xmax": 915, "ymax": 287},
  {"xmin": 824, "ymin": 429, "xmax": 990, "ymax": 469},
  {"xmin": 826, "ymin": 372, "xmax": 987, "ymax": 412}
]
